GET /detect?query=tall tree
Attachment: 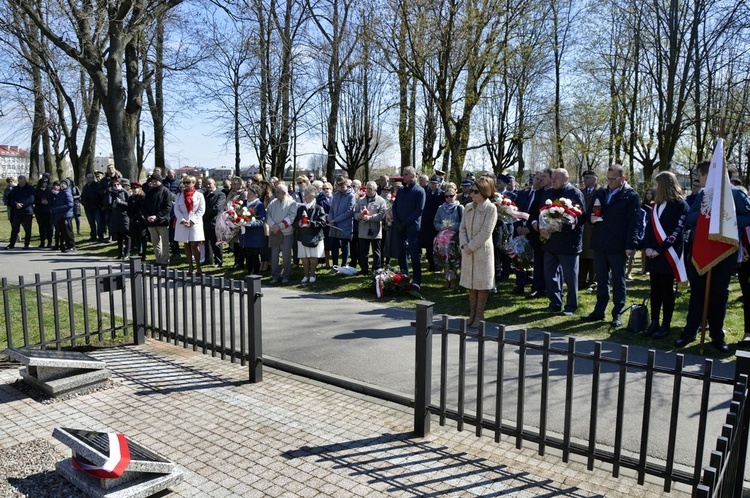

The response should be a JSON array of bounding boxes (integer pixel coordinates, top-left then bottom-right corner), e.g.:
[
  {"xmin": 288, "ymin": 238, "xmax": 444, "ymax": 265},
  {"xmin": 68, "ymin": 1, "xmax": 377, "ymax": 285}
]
[{"xmin": 11, "ymin": 0, "xmax": 187, "ymax": 180}]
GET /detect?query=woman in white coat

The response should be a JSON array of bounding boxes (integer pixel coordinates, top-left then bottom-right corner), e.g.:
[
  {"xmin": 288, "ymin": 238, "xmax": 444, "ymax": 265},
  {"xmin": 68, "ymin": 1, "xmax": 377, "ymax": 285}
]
[
  {"xmin": 174, "ymin": 176, "xmax": 206, "ymax": 275},
  {"xmin": 459, "ymin": 176, "xmax": 498, "ymax": 328}
]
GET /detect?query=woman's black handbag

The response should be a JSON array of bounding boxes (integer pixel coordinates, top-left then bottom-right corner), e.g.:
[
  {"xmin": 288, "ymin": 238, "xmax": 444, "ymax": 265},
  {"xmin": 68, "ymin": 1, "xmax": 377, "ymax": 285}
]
[{"xmin": 626, "ymin": 296, "xmax": 649, "ymax": 333}]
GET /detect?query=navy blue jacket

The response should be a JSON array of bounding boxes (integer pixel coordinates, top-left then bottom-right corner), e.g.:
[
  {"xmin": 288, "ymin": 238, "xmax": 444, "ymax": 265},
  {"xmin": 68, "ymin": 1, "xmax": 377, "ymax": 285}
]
[
  {"xmin": 685, "ymin": 187, "xmax": 750, "ymax": 241},
  {"xmin": 539, "ymin": 183, "xmax": 585, "ymax": 255},
  {"xmin": 8, "ymin": 182, "xmax": 34, "ymax": 215},
  {"xmin": 644, "ymin": 200, "xmax": 689, "ymax": 275},
  {"xmin": 589, "ymin": 182, "xmax": 642, "ymax": 253},
  {"xmin": 392, "ymin": 181, "xmax": 426, "ymax": 232},
  {"xmin": 51, "ymin": 187, "xmax": 74, "ymax": 222}
]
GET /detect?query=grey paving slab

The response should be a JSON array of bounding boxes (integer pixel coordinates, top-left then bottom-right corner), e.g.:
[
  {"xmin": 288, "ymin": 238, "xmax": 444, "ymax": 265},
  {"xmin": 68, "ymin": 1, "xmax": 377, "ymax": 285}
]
[{"xmin": 0, "ymin": 340, "xmax": 691, "ymax": 497}]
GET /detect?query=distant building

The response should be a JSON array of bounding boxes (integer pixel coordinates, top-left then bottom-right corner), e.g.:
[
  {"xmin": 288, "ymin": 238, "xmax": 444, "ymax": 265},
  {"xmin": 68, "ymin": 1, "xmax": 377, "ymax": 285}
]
[
  {"xmin": 207, "ymin": 166, "xmax": 234, "ymax": 181},
  {"xmin": 175, "ymin": 166, "xmax": 207, "ymax": 178},
  {"xmin": 0, "ymin": 145, "xmax": 30, "ymax": 179}
]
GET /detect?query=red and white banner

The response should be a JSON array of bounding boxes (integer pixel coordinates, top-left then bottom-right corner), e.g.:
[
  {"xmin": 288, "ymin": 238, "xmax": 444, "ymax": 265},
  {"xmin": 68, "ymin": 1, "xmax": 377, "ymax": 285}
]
[
  {"xmin": 71, "ymin": 432, "xmax": 131, "ymax": 479},
  {"xmin": 651, "ymin": 203, "xmax": 688, "ymax": 283},
  {"xmin": 692, "ymin": 138, "xmax": 739, "ymax": 275}
]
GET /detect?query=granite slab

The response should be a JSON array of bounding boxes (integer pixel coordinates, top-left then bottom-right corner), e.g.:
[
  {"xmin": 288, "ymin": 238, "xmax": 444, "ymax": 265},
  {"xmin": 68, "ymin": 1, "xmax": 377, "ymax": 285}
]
[
  {"xmin": 21, "ymin": 368, "xmax": 110, "ymax": 397},
  {"xmin": 5, "ymin": 348, "xmax": 107, "ymax": 370},
  {"xmin": 53, "ymin": 428, "xmax": 175, "ymax": 474},
  {"xmin": 56, "ymin": 458, "xmax": 183, "ymax": 498}
]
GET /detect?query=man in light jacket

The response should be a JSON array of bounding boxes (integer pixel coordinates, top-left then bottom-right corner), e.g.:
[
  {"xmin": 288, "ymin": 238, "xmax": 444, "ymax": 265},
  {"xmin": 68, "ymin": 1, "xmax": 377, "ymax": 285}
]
[
  {"xmin": 266, "ymin": 183, "xmax": 298, "ymax": 284},
  {"xmin": 355, "ymin": 181, "xmax": 387, "ymax": 275}
]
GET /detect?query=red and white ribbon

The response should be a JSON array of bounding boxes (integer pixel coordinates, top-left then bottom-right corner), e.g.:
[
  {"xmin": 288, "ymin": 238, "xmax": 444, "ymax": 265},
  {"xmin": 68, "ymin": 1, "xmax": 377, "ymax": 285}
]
[
  {"xmin": 652, "ymin": 203, "xmax": 688, "ymax": 283},
  {"xmin": 71, "ymin": 433, "xmax": 131, "ymax": 479}
]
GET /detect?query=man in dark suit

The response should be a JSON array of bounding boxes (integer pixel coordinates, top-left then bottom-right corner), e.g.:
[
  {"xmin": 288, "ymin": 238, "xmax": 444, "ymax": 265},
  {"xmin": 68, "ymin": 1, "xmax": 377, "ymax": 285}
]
[
  {"xmin": 525, "ymin": 169, "xmax": 553, "ymax": 298},
  {"xmin": 203, "ymin": 178, "xmax": 226, "ymax": 267},
  {"xmin": 511, "ymin": 181, "xmax": 537, "ymax": 294},
  {"xmin": 533, "ymin": 168, "xmax": 585, "ymax": 314},
  {"xmin": 579, "ymin": 170, "xmax": 600, "ymax": 291},
  {"xmin": 583, "ymin": 165, "xmax": 641, "ymax": 327}
]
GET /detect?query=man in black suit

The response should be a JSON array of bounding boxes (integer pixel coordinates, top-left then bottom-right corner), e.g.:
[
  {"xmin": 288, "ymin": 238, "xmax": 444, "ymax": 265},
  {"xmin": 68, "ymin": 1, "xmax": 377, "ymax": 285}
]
[
  {"xmin": 579, "ymin": 170, "xmax": 600, "ymax": 291},
  {"xmin": 583, "ymin": 165, "xmax": 641, "ymax": 327},
  {"xmin": 533, "ymin": 168, "xmax": 585, "ymax": 314},
  {"xmin": 525, "ymin": 169, "xmax": 553, "ymax": 299}
]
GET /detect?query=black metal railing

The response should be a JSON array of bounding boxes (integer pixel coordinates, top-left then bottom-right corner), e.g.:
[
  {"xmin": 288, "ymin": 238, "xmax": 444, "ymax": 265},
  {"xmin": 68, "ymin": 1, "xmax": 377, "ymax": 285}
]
[
  {"xmin": 2, "ymin": 258, "xmax": 263, "ymax": 383},
  {"xmin": 1, "ymin": 264, "xmax": 131, "ymax": 350},
  {"xmin": 413, "ymin": 302, "xmax": 749, "ymax": 494},
  {"xmin": 696, "ymin": 360, "xmax": 750, "ymax": 497},
  {"xmin": 131, "ymin": 258, "xmax": 263, "ymax": 382}
]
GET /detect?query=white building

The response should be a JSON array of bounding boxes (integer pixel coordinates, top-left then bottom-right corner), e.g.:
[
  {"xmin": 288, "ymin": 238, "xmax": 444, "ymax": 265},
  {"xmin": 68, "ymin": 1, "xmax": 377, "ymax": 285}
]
[{"xmin": 0, "ymin": 145, "xmax": 30, "ymax": 179}]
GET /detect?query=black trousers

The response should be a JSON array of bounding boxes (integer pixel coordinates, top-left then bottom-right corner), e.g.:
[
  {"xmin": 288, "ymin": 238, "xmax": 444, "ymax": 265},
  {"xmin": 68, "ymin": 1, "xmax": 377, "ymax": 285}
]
[
  {"xmin": 9, "ymin": 213, "xmax": 33, "ymax": 247},
  {"xmin": 649, "ymin": 271, "xmax": 676, "ymax": 327},
  {"xmin": 56, "ymin": 218, "xmax": 75, "ymax": 251},
  {"xmin": 683, "ymin": 253, "xmax": 736, "ymax": 341},
  {"xmin": 359, "ymin": 238, "xmax": 382, "ymax": 273}
]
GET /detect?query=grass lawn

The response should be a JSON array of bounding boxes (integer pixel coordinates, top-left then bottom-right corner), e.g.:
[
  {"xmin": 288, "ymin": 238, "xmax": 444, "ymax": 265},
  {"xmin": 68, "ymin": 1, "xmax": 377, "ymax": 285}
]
[{"xmin": 1, "ymin": 204, "xmax": 744, "ymax": 359}]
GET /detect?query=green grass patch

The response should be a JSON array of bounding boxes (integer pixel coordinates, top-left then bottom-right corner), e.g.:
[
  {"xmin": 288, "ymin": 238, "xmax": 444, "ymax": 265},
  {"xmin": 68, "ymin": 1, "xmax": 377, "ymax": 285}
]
[{"xmin": 0, "ymin": 284, "xmax": 130, "ymax": 351}]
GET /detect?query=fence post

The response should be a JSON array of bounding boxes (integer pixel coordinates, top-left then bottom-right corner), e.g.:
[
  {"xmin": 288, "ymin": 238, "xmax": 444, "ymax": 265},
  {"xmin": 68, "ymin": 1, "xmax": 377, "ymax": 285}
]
[
  {"xmin": 414, "ymin": 301, "xmax": 434, "ymax": 437},
  {"xmin": 129, "ymin": 257, "xmax": 145, "ymax": 345},
  {"xmin": 732, "ymin": 351, "xmax": 750, "ymax": 497},
  {"xmin": 246, "ymin": 275, "xmax": 263, "ymax": 383}
]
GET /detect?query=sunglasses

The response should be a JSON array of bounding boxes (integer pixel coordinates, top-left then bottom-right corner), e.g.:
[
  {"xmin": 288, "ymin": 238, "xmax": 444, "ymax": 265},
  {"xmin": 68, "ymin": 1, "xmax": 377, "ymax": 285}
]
[
  {"xmin": 182, "ymin": 181, "xmax": 192, "ymax": 185},
  {"xmin": 445, "ymin": 194, "xmax": 455, "ymax": 198},
  {"xmin": 470, "ymin": 188, "xmax": 480, "ymax": 194}
]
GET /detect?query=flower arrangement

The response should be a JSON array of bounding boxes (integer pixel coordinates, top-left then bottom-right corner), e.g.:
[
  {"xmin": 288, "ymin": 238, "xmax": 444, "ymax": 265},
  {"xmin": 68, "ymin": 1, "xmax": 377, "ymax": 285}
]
[
  {"xmin": 373, "ymin": 269, "xmax": 424, "ymax": 299},
  {"xmin": 215, "ymin": 201, "xmax": 260, "ymax": 245},
  {"xmin": 491, "ymin": 194, "xmax": 530, "ymax": 223},
  {"xmin": 505, "ymin": 235, "xmax": 534, "ymax": 270},
  {"xmin": 538, "ymin": 197, "xmax": 583, "ymax": 242}
]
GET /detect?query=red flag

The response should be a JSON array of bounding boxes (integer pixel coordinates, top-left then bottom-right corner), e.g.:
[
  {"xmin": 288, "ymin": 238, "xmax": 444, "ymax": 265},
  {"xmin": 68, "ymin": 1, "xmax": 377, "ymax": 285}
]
[{"xmin": 691, "ymin": 138, "xmax": 739, "ymax": 275}]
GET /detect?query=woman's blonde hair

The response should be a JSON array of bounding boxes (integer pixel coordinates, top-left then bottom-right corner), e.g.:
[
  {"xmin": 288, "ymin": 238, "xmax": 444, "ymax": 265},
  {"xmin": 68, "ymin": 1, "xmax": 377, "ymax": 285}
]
[
  {"xmin": 443, "ymin": 182, "xmax": 457, "ymax": 194},
  {"xmin": 654, "ymin": 171, "xmax": 684, "ymax": 204},
  {"xmin": 473, "ymin": 176, "xmax": 495, "ymax": 200}
]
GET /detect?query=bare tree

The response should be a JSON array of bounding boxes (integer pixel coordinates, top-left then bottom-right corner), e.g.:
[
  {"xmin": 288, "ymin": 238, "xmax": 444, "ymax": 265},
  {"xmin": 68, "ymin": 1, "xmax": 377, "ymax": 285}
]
[{"xmin": 11, "ymin": 0, "xmax": 187, "ymax": 180}]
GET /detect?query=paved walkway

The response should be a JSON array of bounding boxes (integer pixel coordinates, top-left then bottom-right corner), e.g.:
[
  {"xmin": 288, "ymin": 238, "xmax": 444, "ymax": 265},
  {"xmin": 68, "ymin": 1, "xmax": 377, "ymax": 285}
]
[{"xmin": 0, "ymin": 339, "xmax": 689, "ymax": 497}]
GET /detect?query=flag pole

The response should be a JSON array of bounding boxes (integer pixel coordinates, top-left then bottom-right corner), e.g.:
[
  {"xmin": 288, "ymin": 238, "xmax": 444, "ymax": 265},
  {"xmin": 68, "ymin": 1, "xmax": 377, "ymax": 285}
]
[{"xmin": 698, "ymin": 269, "xmax": 712, "ymax": 354}]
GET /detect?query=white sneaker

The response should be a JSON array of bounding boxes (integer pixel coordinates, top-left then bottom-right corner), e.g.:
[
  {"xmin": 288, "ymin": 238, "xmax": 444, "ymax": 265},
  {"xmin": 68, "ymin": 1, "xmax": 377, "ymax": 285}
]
[
  {"xmin": 301, "ymin": 277, "xmax": 309, "ymax": 284},
  {"xmin": 309, "ymin": 276, "xmax": 316, "ymax": 283}
]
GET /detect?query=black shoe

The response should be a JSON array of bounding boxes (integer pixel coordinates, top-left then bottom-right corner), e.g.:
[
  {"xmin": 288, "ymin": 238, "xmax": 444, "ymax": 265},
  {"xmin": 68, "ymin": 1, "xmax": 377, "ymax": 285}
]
[
  {"xmin": 4, "ymin": 245, "xmax": 14, "ymax": 250},
  {"xmin": 62, "ymin": 248, "xmax": 75, "ymax": 253},
  {"xmin": 511, "ymin": 287, "xmax": 525, "ymax": 296},
  {"xmin": 526, "ymin": 291, "xmax": 545, "ymax": 299},
  {"xmin": 582, "ymin": 313, "xmax": 605, "ymax": 322},
  {"xmin": 644, "ymin": 321, "xmax": 660, "ymax": 337},
  {"xmin": 37, "ymin": 243, "xmax": 46, "ymax": 248},
  {"xmin": 675, "ymin": 335, "xmax": 696, "ymax": 348},
  {"xmin": 611, "ymin": 315, "xmax": 622, "ymax": 328},
  {"xmin": 711, "ymin": 340, "xmax": 730, "ymax": 353},
  {"xmin": 652, "ymin": 326, "xmax": 671, "ymax": 339},
  {"xmin": 543, "ymin": 305, "xmax": 562, "ymax": 313},
  {"xmin": 22, "ymin": 245, "xmax": 30, "ymax": 250}
]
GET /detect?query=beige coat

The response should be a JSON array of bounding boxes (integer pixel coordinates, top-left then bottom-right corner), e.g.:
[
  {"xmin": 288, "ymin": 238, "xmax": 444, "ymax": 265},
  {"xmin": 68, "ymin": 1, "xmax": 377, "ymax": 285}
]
[{"xmin": 459, "ymin": 198, "xmax": 498, "ymax": 290}]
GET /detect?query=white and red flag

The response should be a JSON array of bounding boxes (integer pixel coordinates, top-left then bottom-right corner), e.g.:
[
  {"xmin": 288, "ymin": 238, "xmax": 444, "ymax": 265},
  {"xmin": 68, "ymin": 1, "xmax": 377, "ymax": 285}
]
[
  {"xmin": 691, "ymin": 138, "xmax": 739, "ymax": 274},
  {"xmin": 71, "ymin": 432, "xmax": 131, "ymax": 478}
]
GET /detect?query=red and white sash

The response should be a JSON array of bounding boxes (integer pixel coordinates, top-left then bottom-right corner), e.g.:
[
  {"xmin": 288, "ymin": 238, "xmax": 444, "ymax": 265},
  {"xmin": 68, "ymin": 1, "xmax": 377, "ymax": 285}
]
[
  {"xmin": 652, "ymin": 203, "xmax": 688, "ymax": 283},
  {"xmin": 71, "ymin": 433, "xmax": 131, "ymax": 479}
]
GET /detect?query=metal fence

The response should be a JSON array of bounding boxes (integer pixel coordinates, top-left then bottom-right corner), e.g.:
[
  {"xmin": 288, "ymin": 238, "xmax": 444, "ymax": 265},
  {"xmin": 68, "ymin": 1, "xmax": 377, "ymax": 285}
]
[
  {"xmin": 131, "ymin": 258, "xmax": 262, "ymax": 382},
  {"xmin": 413, "ymin": 302, "xmax": 750, "ymax": 495},
  {"xmin": 1, "ymin": 258, "xmax": 263, "ymax": 383},
  {"xmin": 696, "ymin": 367, "xmax": 750, "ymax": 497},
  {"xmin": 1, "ymin": 263, "xmax": 132, "ymax": 350}
]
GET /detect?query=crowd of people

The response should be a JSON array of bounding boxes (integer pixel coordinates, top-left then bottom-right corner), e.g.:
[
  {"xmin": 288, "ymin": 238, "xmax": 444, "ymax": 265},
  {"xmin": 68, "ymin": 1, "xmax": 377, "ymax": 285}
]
[{"xmin": 4, "ymin": 162, "xmax": 750, "ymax": 353}]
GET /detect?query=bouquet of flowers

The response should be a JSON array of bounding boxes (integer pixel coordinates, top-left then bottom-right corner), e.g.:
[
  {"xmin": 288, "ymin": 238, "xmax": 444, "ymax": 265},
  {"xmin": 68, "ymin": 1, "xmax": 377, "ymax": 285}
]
[
  {"xmin": 215, "ymin": 201, "xmax": 258, "ymax": 246},
  {"xmin": 491, "ymin": 194, "xmax": 530, "ymax": 223},
  {"xmin": 538, "ymin": 197, "xmax": 583, "ymax": 242},
  {"xmin": 504, "ymin": 235, "xmax": 534, "ymax": 271},
  {"xmin": 433, "ymin": 227, "xmax": 461, "ymax": 274},
  {"xmin": 373, "ymin": 269, "xmax": 424, "ymax": 299}
]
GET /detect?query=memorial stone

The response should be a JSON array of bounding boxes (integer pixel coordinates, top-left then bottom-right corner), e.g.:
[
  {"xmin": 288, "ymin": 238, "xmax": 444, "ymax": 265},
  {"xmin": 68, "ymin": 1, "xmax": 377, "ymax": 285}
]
[
  {"xmin": 4, "ymin": 347, "xmax": 111, "ymax": 397},
  {"xmin": 54, "ymin": 427, "xmax": 184, "ymax": 498}
]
